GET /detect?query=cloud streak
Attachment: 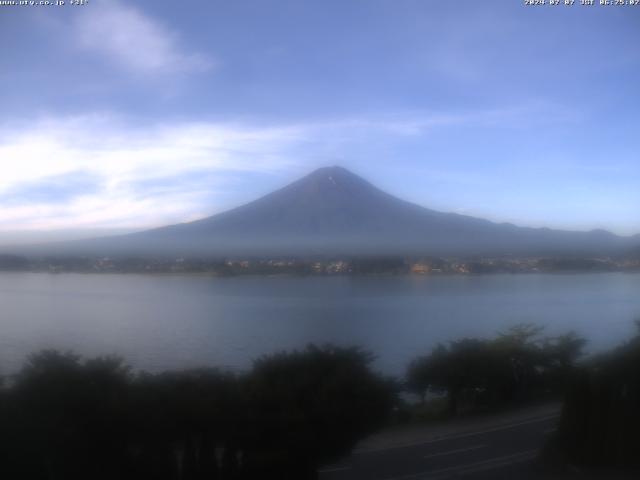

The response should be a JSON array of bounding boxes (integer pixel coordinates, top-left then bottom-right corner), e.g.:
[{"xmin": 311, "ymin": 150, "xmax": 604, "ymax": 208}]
[
  {"xmin": 0, "ymin": 107, "xmax": 498, "ymax": 230},
  {"xmin": 73, "ymin": 0, "xmax": 214, "ymax": 75},
  {"xmin": 0, "ymin": 102, "xmax": 610, "ymax": 234},
  {"xmin": 0, "ymin": 171, "xmax": 101, "ymax": 206},
  {"xmin": 0, "ymin": 115, "xmax": 302, "ymax": 230}
]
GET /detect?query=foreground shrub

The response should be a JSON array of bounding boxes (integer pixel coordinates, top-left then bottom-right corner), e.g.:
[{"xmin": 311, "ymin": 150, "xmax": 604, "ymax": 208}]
[
  {"xmin": 0, "ymin": 345, "xmax": 395, "ymax": 480},
  {"xmin": 556, "ymin": 324, "xmax": 640, "ymax": 469},
  {"xmin": 406, "ymin": 325, "xmax": 586, "ymax": 416}
]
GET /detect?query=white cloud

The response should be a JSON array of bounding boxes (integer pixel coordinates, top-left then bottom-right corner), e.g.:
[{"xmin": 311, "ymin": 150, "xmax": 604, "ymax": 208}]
[
  {"xmin": 0, "ymin": 103, "xmax": 565, "ymax": 233},
  {"xmin": 73, "ymin": 0, "xmax": 214, "ymax": 75},
  {"xmin": 0, "ymin": 115, "xmax": 302, "ymax": 231}
]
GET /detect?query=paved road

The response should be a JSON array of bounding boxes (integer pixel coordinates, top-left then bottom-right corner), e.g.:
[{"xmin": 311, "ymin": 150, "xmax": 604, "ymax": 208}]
[{"xmin": 319, "ymin": 409, "xmax": 560, "ymax": 480}]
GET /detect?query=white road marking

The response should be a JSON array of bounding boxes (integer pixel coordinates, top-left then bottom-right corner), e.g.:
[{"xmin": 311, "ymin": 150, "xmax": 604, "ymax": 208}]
[
  {"xmin": 383, "ymin": 449, "xmax": 539, "ymax": 480},
  {"xmin": 430, "ymin": 449, "xmax": 539, "ymax": 478},
  {"xmin": 354, "ymin": 413, "xmax": 559, "ymax": 455},
  {"xmin": 318, "ymin": 465, "xmax": 351, "ymax": 473},
  {"xmin": 423, "ymin": 444, "xmax": 487, "ymax": 460}
]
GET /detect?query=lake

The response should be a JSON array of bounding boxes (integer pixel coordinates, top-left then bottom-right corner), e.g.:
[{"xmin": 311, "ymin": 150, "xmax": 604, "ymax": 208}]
[{"xmin": 1, "ymin": 272, "xmax": 639, "ymax": 377}]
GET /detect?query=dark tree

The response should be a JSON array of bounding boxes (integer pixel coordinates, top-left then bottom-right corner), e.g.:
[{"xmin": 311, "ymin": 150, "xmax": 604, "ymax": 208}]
[
  {"xmin": 244, "ymin": 345, "xmax": 396, "ymax": 478},
  {"xmin": 555, "ymin": 322, "xmax": 640, "ymax": 470},
  {"xmin": 406, "ymin": 325, "xmax": 586, "ymax": 417},
  {"xmin": 0, "ymin": 345, "xmax": 395, "ymax": 479}
]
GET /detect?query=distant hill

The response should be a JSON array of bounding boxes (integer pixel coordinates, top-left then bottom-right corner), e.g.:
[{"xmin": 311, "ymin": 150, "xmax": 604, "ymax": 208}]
[{"xmin": 14, "ymin": 166, "xmax": 640, "ymax": 257}]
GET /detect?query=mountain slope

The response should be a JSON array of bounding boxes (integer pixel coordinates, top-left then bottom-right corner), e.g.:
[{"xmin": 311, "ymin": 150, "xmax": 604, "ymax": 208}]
[
  {"xmin": 65, "ymin": 166, "xmax": 631, "ymax": 257},
  {"xmin": 21, "ymin": 166, "xmax": 637, "ymax": 257}
]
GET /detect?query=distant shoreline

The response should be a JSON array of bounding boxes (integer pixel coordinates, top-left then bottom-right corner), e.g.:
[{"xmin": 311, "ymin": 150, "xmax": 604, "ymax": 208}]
[{"xmin": 2, "ymin": 252, "xmax": 639, "ymax": 277}]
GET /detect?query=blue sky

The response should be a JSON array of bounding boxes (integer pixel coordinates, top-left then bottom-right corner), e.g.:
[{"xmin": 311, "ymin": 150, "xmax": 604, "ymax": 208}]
[{"xmin": 0, "ymin": 0, "xmax": 638, "ymax": 240}]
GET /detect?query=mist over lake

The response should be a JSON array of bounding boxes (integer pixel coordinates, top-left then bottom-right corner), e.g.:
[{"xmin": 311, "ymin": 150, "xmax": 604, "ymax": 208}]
[{"xmin": 1, "ymin": 272, "xmax": 639, "ymax": 377}]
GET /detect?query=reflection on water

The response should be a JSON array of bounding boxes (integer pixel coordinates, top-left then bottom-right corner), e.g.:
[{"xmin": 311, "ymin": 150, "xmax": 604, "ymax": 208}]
[{"xmin": 1, "ymin": 272, "xmax": 639, "ymax": 375}]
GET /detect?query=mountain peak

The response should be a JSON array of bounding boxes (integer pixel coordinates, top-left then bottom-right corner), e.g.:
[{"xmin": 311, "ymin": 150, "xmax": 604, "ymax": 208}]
[
  {"xmin": 297, "ymin": 166, "xmax": 375, "ymax": 193},
  {"xmin": 306, "ymin": 165, "xmax": 359, "ymax": 181},
  {"xmin": 71, "ymin": 166, "xmax": 633, "ymax": 257},
  {"xmin": 309, "ymin": 165, "xmax": 352, "ymax": 176}
]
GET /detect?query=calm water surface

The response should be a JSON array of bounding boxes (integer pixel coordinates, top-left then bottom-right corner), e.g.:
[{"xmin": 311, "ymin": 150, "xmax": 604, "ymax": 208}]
[{"xmin": 1, "ymin": 272, "xmax": 639, "ymax": 376}]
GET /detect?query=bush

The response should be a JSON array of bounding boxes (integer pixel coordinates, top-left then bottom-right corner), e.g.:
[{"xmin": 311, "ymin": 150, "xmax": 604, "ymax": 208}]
[
  {"xmin": 0, "ymin": 345, "xmax": 395, "ymax": 479},
  {"xmin": 406, "ymin": 325, "xmax": 585, "ymax": 416},
  {"xmin": 556, "ymin": 324, "xmax": 640, "ymax": 469}
]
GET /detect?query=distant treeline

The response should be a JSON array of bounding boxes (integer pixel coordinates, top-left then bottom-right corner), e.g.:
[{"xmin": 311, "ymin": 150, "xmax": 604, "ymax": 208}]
[
  {"xmin": 1, "ymin": 253, "xmax": 639, "ymax": 275},
  {"xmin": 1, "ymin": 324, "xmax": 639, "ymax": 478}
]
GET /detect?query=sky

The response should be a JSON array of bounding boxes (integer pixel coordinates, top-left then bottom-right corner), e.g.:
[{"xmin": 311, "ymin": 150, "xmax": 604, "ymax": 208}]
[{"xmin": 0, "ymin": 0, "xmax": 639, "ymax": 243}]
